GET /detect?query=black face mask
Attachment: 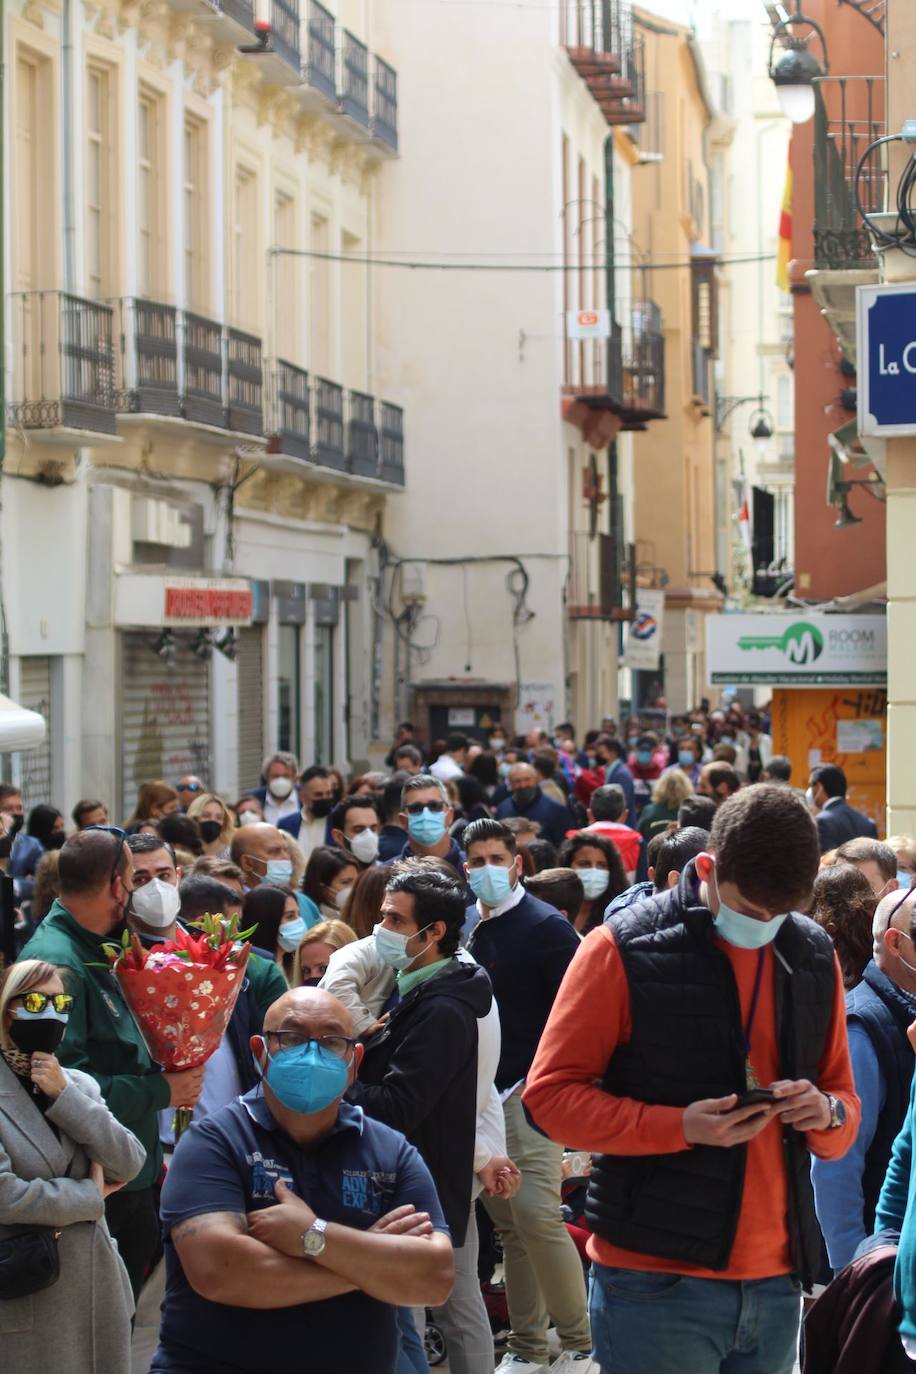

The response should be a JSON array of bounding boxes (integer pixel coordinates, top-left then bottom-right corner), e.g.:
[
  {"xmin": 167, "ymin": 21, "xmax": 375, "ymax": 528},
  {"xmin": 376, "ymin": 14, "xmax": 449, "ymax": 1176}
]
[
  {"xmin": 45, "ymin": 832, "xmax": 66, "ymax": 852},
  {"xmin": 199, "ymin": 820, "xmax": 223, "ymax": 845},
  {"xmin": 9, "ymin": 1014, "xmax": 68, "ymax": 1057},
  {"xmin": 512, "ymin": 786, "xmax": 539, "ymax": 810},
  {"xmin": 309, "ymin": 798, "xmax": 334, "ymax": 819},
  {"xmin": 8, "ymin": 815, "xmax": 23, "ymax": 838},
  {"xmin": 0, "ymin": 834, "xmax": 13, "ymax": 860}
]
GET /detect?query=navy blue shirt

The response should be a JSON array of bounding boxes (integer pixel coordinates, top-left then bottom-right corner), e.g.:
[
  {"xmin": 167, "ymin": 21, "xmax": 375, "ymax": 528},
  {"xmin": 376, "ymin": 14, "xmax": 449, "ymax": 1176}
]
[
  {"xmin": 153, "ymin": 1091, "xmax": 447, "ymax": 1374},
  {"xmin": 494, "ymin": 791, "xmax": 573, "ymax": 846}
]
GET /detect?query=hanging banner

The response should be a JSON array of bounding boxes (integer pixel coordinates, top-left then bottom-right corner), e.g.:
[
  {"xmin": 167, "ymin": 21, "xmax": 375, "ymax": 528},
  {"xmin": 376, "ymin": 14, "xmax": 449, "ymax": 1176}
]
[
  {"xmin": 706, "ymin": 614, "xmax": 886, "ymax": 686},
  {"xmin": 623, "ymin": 588, "xmax": 665, "ymax": 670}
]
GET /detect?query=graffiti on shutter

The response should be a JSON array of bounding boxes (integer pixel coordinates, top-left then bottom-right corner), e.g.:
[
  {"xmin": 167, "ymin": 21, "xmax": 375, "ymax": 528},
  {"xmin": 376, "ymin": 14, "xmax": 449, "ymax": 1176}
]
[
  {"xmin": 237, "ymin": 627, "xmax": 264, "ymax": 792},
  {"xmin": 121, "ymin": 634, "xmax": 211, "ymax": 815}
]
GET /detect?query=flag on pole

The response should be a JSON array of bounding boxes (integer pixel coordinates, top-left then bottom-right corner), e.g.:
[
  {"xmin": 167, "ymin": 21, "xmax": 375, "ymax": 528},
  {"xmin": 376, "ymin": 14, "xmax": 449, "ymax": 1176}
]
[
  {"xmin": 776, "ymin": 142, "xmax": 793, "ymax": 292},
  {"xmin": 738, "ymin": 481, "xmax": 753, "ymax": 555}
]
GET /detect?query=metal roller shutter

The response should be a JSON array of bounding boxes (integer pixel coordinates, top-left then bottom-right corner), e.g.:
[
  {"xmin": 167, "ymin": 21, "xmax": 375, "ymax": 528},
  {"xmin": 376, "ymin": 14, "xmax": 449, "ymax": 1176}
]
[
  {"xmin": 18, "ymin": 657, "xmax": 52, "ymax": 810},
  {"xmin": 236, "ymin": 626, "xmax": 264, "ymax": 792},
  {"xmin": 121, "ymin": 633, "xmax": 211, "ymax": 820}
]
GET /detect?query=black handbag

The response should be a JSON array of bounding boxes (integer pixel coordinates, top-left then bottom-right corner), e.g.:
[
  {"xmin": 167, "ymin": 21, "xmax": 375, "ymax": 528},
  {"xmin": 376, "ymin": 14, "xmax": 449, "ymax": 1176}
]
[{"xmin": 0, "ymin": 1227, "xmax": 61, "ymax": 1300}]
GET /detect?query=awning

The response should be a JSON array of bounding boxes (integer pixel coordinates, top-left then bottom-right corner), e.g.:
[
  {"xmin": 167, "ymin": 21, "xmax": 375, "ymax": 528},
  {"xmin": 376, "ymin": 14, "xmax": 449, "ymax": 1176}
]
[{"xmin": 0, "ymin": 694, "xmax": 46, "ymax": 752}]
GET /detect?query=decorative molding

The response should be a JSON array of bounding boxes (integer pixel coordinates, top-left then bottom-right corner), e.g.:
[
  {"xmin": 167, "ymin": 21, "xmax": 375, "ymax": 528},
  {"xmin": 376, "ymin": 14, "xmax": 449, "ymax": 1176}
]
[{"xmin": 22, "ymin": 1, "xmax": 45, "ymax": 29}]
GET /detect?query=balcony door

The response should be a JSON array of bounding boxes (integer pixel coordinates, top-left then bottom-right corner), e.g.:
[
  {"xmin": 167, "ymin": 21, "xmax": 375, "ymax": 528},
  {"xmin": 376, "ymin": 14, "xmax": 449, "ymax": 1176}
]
[{"xmin": 13, "ymin": 47, "xmax": 56, "ymax": 402}]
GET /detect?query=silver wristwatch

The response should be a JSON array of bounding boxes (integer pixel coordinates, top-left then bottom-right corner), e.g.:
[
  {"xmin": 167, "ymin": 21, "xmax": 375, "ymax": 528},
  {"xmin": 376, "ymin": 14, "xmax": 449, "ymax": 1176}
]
[
  {"xmin": 301, "ymin": 1217, "xmax": 328, "ymax": 1258},
  {"xmin": 824, "ymin": 1094, "xmax": 846, "ymax": 1130}
]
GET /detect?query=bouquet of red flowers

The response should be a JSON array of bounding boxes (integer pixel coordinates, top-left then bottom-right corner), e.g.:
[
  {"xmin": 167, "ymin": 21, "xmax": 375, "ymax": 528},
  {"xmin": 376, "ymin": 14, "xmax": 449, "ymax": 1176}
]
[{"xmin": 102, "ymin": 913, "xmax": 253, "ymax": 1134}]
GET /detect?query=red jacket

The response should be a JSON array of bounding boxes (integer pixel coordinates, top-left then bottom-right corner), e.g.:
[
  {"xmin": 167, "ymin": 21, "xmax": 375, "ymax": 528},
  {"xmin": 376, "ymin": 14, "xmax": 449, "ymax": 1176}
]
[{"xmin": 572, "ymin": 820, "xmax": 641, "ymax": 874}]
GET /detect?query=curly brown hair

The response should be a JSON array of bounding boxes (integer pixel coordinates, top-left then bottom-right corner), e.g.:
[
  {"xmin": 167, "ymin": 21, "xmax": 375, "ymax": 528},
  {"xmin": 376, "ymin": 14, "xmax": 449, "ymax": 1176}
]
[{"xmin": 810, "ymin": 863, "xmax": 877, "ymax": 989}]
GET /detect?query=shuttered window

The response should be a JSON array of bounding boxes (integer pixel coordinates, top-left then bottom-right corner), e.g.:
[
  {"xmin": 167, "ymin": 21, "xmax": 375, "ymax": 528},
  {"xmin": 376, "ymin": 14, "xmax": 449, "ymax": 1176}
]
[
  {"xmin": 236, "ymin": 626, "xmax": 264, "ymax": 792},
  {"xmin": 18, "ymin": 657, "xmax": 52, "ymax": 811},
  {"xmin": 121, "ymin": 633, "xmax": 210, "ymax": 821}
]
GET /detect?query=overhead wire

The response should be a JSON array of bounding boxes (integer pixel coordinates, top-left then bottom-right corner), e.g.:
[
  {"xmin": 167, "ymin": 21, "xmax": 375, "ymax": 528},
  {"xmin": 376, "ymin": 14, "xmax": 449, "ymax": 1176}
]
[{"xmin": 268, "ymin": 247, "xmax": 776, "ymax": 273}]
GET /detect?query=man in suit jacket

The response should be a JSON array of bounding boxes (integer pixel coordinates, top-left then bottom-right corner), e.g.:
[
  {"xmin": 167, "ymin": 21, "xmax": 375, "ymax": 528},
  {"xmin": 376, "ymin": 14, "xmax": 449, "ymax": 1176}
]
[{"xmin": 809, "ymin": 763, "xmax": 878, "ymax": 854}]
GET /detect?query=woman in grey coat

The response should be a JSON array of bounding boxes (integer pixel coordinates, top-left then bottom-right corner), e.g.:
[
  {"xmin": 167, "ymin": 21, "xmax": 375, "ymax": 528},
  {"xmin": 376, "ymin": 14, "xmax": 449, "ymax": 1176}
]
[{"xmin": 0, "ymin": 958, "xmax": 146, "ymax": 1372}]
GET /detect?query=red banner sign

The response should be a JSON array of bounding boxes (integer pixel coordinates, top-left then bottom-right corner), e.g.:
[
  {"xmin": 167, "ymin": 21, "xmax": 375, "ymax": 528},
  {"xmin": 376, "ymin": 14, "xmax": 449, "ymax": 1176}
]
[{"xmin": 165, "ymin": 587, "xmax": 253, "ymax": 621}]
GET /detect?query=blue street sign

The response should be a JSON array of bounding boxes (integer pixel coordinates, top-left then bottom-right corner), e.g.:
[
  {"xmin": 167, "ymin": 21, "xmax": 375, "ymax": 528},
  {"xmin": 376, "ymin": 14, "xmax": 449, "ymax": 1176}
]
[{"xmin": 857, "ymin": 283, "xmax": 916, "ymax": 437}]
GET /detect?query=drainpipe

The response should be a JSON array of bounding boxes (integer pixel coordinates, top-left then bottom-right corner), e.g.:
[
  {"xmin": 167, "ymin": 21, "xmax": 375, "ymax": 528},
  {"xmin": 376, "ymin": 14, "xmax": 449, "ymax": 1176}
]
[
  {"xmin": 62, "ymin": 0, "xmax": 75, "ymax": 291},
  {"xmin": 0, "ymin": 10, "xmax": 9, "ymax": 703}
]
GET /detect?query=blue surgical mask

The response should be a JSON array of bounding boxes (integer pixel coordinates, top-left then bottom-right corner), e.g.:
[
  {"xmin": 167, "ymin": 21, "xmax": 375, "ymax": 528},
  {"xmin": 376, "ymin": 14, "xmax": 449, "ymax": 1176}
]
[
  {"xmin": 578, "ymin": 868, "xmax": 610, "ymax": 901},
  {"xmin": 498, "ymin": 762, "xmax": 512, "ymax": 780},
  {"xmin": 258, "ymin": 1040, "xmax": 350, "ymax": 1114},
  {"xmin": 277, "ymin": 916, "xmax": 307, "ymax": 953},
  {"xmin": 373, "ymin": 921, "xmax": 433, "ymax": 971},
  {"xmin": 711, "ymin": 875, "xmax": 786, "ymax": 950},
  {"xmin": 678, "ymin": 750, "xmax": 695, "ymax": 768},
  {"xmin": 636, "ymin": 749, "xmax": 653, "ymax": 767},
  {"xmin": 720, "ymin": 735, "xmax": 735, "ymax": 746},
  {"xmin": 898, "ymin": 872, "xmax": 913, "ymax": 892},
  {"xmin": 261, "ymin": 858, "xmax": 294, "ymax": 887},
  {"xmin": 468, "ymin": 863, "xmax": 515, "ymax": 908},
  {"xmin": 408, "ymin": 808, "xmax": 447, "ymax": 847}
]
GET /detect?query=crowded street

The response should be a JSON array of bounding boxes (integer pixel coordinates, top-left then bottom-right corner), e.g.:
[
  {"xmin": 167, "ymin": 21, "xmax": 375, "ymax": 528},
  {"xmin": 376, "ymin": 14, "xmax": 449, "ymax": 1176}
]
[{"xmin": 2, "ymin": 0, "xmax": 916, "ymax": 1369}]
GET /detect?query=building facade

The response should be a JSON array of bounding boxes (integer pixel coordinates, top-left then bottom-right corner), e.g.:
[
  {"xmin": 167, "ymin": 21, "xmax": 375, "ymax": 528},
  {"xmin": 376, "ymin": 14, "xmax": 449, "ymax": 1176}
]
[{"xmin": 4, "ymin": 0, "xmax": 403, "ymax": 816}]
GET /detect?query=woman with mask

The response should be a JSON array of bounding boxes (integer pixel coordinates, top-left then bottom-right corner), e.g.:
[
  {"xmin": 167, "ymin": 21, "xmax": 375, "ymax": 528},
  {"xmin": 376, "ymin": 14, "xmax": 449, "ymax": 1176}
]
[
  {"xmin": 557, "ymin": 833, "xmax": 628, "ymax": 935},
  {"xmin": 186, "ymin": 792, "xmax": 235, "ymax": 858},
  {"xmin": 243, "ymin": 885, "xmax": 311, "ymax": 981},
  {"xmin": 292, "ymin": 918, "xmax": 358, "ymax": 986},
  {"xmin": 303, "ymin": 846, "xmax": 360, "ymax": 923},
  {"xmin": 233, "ymin": 795, "xmax": 263, "ymax": 827},
  {"xmin": 0, "ymin": 959, "xmax": 145, "ymax": 1372},
  {"xmin": 124, "ymin": 780, "xmax": 180, "ymax": 833},
  {"xmin": 27, "ymin": 805, "xmax": 67, "ymax": 853}
]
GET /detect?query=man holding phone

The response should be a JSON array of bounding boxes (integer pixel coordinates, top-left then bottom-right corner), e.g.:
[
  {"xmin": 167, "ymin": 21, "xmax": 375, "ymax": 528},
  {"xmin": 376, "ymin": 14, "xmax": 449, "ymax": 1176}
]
[{"xmin": 524, "ymin": 784, "xmax": 859, "ymax": 1374}]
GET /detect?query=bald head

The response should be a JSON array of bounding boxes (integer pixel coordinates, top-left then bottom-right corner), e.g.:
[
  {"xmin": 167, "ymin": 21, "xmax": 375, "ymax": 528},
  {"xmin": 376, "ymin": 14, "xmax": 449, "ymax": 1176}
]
[
  {"xmin": 263, "ymin": 986, "xmax": 353, "ymax": 1038},
  {"xmin": 230, "ymin": 822, "xmax": 288, "ymax": 887},
  {"xmin": 873, "ymin": 887, "xmax": 916, "ymax": 993}
]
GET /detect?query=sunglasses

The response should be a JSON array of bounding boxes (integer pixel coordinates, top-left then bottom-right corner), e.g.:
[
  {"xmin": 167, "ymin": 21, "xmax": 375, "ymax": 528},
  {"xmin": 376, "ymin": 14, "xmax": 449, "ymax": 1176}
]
[
  {"xmin": 84, "ymin": 824, "xmax": 128, "ymax": 882},
  {"xmin": 17, "ymin": 992, "xmax": 74, "ymax": 1015},
  {"xmin": 181, "ymin": 782, "xmax": 203, "ymax": 793},
  {"xmin": 405, "ymin": 801, "xmax": 446, "ymax": 815}
]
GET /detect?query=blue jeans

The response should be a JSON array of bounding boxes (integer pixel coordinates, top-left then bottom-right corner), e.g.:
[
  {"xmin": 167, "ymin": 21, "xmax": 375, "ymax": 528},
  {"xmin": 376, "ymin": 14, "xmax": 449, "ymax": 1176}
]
[
  {"xmin": 589, "ymin": 1265, "xmax": 802, "ymax": 1374},
  {"xmin": 396, "ymin": 1307, "xmax": 429, "ymax": 1374}
]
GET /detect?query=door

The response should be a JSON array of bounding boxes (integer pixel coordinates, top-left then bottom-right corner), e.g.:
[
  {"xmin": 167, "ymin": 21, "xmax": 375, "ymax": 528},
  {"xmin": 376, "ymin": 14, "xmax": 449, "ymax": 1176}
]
[
  {"xmin": 121, "ymin": 632, "xmax": 210, "ymax": 821},
  {"xmin": 17, "ymin": 657, "xmax": 52, "ymax": 811}
]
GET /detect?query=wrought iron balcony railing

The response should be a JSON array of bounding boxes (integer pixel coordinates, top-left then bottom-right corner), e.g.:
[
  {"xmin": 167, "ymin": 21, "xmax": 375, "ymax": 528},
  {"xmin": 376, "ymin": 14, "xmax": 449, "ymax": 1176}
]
[
  {"xmin": 371, "ymin": 57, "xmax": 398, "ymax": 151},
  {"xmin": 567, "ymin": 530, "xmax": 618, "ymax": 620},
  {"xmin": 227, "ymin": 328, "xmax": 264, "ymax": 435},
  {"xmin": 813, "ymin": 76, "xmax": 885, "ymax": 271},
  {"xmin": 271, "ymin": 0, "xmax": 302, "ymax": 74},
  {"xmin": 562, "ymin": 0, "xmax": 646, "ymax": 126},
  {"xmin": 115, "ymin": 298, "xmax": 180, "ymax": 416},
  {"xmin": 307, "ymin": 0, "xmax": 337, "ymax": 100},
  {"xmin": 691, "ymin": 337, "xmax": 712, "ymax": 410},
  {"xmin": 610, "ymin": 299, "xmax": 666, "ymax": 424},
  {"xmin": 7, "ymin": 290, "xmax": 116, "ymax": 434},
  {"xmin": 269, "ymin": 370, "xmax": 405, "ymax": 484},
  {"xmin": 183, "ymin": 312, "xmax": 225, "ymax": 428},
  {"xmin": 340, "ymin": 30, "xmax": 370, "ymax": 127}
]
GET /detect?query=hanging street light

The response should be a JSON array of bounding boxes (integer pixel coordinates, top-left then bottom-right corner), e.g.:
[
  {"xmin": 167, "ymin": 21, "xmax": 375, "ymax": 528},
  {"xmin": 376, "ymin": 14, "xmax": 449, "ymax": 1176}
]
[{"xmin": 767, "ymin": 2, "xmax": 829, "ymax": 125}]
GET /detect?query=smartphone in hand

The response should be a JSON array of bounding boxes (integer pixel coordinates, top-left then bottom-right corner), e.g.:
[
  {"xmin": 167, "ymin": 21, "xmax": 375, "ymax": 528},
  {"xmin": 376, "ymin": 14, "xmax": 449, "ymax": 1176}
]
[{"xmin": 734, "ymin": 1088, "xmax": 776, "ymax": 1109}]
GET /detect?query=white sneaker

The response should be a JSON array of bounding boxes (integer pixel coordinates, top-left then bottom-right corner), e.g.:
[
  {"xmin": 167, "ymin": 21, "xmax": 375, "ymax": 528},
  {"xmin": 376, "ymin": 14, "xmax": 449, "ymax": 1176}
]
[
  {"xmin": 551, "ymin": 1354, "xmax": 600, "ymax": 1374},
  {"xmin": 494, "ymin": 1356, "xmax": 548, "ymax": 1374}
]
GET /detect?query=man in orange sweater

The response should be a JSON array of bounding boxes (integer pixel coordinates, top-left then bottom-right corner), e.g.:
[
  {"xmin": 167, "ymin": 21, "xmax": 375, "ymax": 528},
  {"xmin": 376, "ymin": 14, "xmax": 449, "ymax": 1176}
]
[{"xmin": 524, "ymin": 784, "xmax": 859, "ymax": 1374}]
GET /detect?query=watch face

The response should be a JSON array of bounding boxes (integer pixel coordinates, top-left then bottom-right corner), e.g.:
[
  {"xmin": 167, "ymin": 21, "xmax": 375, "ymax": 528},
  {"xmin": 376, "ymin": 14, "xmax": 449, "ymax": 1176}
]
[
  {"xmin": 834, "ymin": 1097, "xmax": 847, "ymax": 1126},
  {"xmin": 303, "ymin": 1224, "xmax": 326, "ymax": 1256}
]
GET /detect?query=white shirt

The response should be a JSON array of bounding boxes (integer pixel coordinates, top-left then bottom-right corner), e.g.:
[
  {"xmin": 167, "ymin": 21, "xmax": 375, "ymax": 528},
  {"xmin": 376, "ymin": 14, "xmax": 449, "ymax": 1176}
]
[
  {"xmin": 430, "ymin": 754, "xmax": 464, "ymax": 782},
  {"xmin": 296, "ymin": 811, "xmax": 330, "ymax": 863},
  {"xmin": 263, "ymin": 791, "xmax": 300, "ymax": 826}
]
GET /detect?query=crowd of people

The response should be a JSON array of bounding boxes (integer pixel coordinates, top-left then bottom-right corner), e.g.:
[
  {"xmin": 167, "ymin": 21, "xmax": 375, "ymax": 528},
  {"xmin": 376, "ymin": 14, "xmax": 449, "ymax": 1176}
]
[{"xmin": 1, "ymin": 696, "xmax": 915, "ymax": 1373}]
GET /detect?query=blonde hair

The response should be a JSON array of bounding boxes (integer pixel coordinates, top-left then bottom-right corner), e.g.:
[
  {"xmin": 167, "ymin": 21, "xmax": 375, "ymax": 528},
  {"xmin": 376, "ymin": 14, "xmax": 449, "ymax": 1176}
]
[
  {"xmin": 0, "ymin": 960, "xmax": 62, "ymax": 1051},
  {"xmin": 186, "ymin": 792, "xmax": 236, "ymax": 848},
  {"xmin": 652, "ymin": 769, "xmax": 694, "ymax": 811},
  {"xmin": 888, "ymin": 835, "xmax": 916, "ymax": 869},
  {"xmin": 292, "ymin": 919, "xmax": 358, "ymax": 985},
  {"xmin": 281, "ymin": 831, "xmax": 308, "ymax": 889}
]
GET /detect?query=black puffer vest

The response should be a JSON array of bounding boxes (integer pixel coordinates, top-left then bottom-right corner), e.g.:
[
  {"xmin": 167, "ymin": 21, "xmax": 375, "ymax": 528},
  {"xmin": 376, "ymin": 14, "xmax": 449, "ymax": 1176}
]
[
  {"xmin": 585, "ymin": 863, "xmax": 837, "ymax": 1286},
  {"xmin": 846, "ymin": 961, "xmax": 916, "ymax": 1232}
]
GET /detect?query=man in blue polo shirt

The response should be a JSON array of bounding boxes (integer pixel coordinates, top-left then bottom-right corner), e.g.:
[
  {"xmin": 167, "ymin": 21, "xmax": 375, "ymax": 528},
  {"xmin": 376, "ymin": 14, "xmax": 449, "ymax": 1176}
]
[{"xmin": 152, "ymin": 987, "xmax": 454, "ymax": 1374}]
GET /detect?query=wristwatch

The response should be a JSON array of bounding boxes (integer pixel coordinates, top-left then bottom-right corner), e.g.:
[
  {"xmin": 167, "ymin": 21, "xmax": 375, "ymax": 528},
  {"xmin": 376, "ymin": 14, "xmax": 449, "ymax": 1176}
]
[
  {"xmin": 301, "ymin": 1217, "xmax": 328, "ymax": 1258},
  {"xmin": 824, "ymin": 1094, "xmax": 846, "ymax": 1130}
]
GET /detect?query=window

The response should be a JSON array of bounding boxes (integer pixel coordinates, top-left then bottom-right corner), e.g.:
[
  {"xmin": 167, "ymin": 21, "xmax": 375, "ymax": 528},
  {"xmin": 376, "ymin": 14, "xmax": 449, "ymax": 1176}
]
[
  {"xmin": 310, "ymin": 211, "xmax": 330, "ymax": 376},
  {"xmin": 313, "ymin": 623, "xmax": 335, "ymax": 765},
  {"xmin": 233, "ymin": 165, "xmax": 258, "ymax": 330},
  {"xmin": 137, "ymin": 89, "xmax": 164, "ymax": 298},
  {"xmin": 277, "ymin": 624, "xmax": 300, "ymax": 757},
  {"xmin": 274, "ymin": 190, "xmax": 297, "ymax": 363},
  {"xmin": 183, "ymin": 116, "xmax": 208, "ymax": 311},
  {"xmin": 86, "ymin": 66, "xmax": 115, "ymax": 300}
]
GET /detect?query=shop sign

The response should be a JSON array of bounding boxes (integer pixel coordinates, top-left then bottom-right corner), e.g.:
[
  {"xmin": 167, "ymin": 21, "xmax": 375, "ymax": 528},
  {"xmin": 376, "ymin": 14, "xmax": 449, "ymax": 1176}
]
[
  {"xmin": 164, "ymin": 580, "xmax": 253, "ymax": 626},
  {"xmin": 567, "ymin": 309, "xmax": 611, "ymax": 340},
  {"xmin": 623, "ymin": 588, "xmax": 665, "ymax": 671},
  {"xmin": 706, "ymin": 614, "xmax": 886, "ymax": 686},
  {"xmin": 857, "ymin": 282, "xmax": 916, "ymax": 436}
]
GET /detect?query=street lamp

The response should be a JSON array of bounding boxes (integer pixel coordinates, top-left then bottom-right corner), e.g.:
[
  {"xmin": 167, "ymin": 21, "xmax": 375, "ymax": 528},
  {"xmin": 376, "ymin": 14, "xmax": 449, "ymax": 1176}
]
[
  {"xmin": 749, "ymin": 407, "xmax": 775, "ymax": 458},
  {"xmin": 768, "ymin": 2, "xmax": 829, "ymax": 125}
]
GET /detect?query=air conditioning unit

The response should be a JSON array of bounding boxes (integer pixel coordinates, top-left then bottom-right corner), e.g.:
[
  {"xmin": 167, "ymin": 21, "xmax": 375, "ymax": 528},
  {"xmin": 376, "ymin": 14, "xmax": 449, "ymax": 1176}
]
[{"xmin": 132, "ymin": 497, "xmax": 193, "ymax": 549}]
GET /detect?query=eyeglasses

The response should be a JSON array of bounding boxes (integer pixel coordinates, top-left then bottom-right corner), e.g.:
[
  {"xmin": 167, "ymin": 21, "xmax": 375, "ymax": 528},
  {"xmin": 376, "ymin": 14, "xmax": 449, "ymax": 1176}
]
[
  {"xmin": 84, "ymin": 824, "xmax": 128, "ymax": 882},
  {"xmin": 181, "ymin": 783, "xmax": 203, "ymax": 794},
  {"xmin": 405, "ymin": 801, "xmax": 446, "ymax": 815},
  {"xmin": 17, "ymin": 992, "xmax": 74, "ymax": 1015},
  {"xmin": 263, "ymin": 1030, "xmax": 356, "ymax": 1059}
]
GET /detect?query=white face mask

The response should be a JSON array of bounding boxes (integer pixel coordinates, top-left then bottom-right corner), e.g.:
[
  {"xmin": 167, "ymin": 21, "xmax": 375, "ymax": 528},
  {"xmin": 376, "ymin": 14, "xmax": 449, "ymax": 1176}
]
[
  {"xmin": 131, "ymin": 877, "xmax": 181, "ymax": 929},
  {"xmin": 349, "ymin": 829, "xmax": 380, "ymax": 865},
  {"xmin": 239, "ymin": 810, "xmax": 261, "ymax": 827},
  {"xmin": 268, "ymin": 777, "xmax": 294, "ymax": 800},
  {"xmin": 334, "ymin": 886, "xmax": 353, "ymax": 910}
]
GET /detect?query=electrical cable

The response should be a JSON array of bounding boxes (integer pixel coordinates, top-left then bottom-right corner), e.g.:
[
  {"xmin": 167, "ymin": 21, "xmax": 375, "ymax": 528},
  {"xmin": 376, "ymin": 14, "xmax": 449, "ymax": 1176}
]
[
  {"xmin": 854, "ymin": 132, "xmax": 916, "ymax": 259},
  {"xmin": 268, "ymin": 247, "xmax": 775, "ymax": 273}
]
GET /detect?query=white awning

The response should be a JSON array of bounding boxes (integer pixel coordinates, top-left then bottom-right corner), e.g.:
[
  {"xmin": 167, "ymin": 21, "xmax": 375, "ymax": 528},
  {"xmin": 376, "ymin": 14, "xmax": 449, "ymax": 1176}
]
[{"xmin": 0, "ymin": 694, "xmax": 47, "ymax": 751}]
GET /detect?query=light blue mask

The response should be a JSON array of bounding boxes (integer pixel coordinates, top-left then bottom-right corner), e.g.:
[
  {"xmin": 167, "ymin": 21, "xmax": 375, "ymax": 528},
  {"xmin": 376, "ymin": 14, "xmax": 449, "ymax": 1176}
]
[
  {"xmin": 263, "ymin": 859, "xmax": 294, "ymax": 888},
  {"xmin": 408, "ymin": 808, "xmax": 447, "ymax": 847},
  {"xmin": 678, "ymin": 751, "xmax": 695, "ymax": 768},
  {"xmin": 898, "ymin": 872, "xmax": 913, "ymax": 892},
  {"xmin": 468, "ymin": 863, "xmax": 515, "ymax": 908},
  {"xmin": 277, "ymin": 916, "xmax": 308, "ymax": 953},
  {"xmin": 258, "ymin": 1040, "xmax": 351, "ymax": 1115},
  {"xmin": 712, "ymin": 876, "xmax": 786, "ymax": 950}
]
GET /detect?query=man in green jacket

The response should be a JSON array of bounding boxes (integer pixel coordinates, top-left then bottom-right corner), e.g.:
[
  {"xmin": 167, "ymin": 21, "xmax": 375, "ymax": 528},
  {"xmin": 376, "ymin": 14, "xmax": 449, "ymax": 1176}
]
[{"xmin": 19, "ymin": 827, "xmax": 203, "ymax": 1298}]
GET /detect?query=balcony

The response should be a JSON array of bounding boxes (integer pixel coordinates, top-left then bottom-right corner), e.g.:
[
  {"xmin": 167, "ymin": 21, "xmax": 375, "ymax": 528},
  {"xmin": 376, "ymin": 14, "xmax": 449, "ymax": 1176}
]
[
  {"xmin": 183, "ymin": 312, "xmax": 225, "ymax": 429},
  {"xmin": 561, "ymin": 300, "xmax": 665, "ymax": 433},
  {"xmin": 166, "ymin": 0, "xmax": 256, "ymax": 43},
  {"xmin": 340, "ymin": 30, "xmax": 369, "ymax": 128},
  {"xmin": 691, "ymin": 338, "xmax": 712, "ymax": 412},
  {"xmin": 115, "ymin": 298, "xmax": 180, "ymax": 417},
  {"xmin": 227, "ymin": 328, "xmax": 264, "ymax": 435},
  {"xmin": 7, "ymin": 290, "xmax": 116, "ymax": 436},
  {"xmin": 562, "ymin": 0, "xmax": 646, "ymax": 127},
  {"xmin": 258, "ymin": 0, "xmax": 301, "ymax": 84},
  {"xmin": 305, "ymin": 0, "xmax": 337, "ymax": 103},
  {"xmin": 567, "ymin": 531, "xmax": 619, "ymax": 620},
  {"xmin": 371, "ymin": 58, "xmax": 399, "ymax": 152},
  {"xmin": 813, "ymin": 76, "xmax": 885, "ymax": 271},
  {"xmin": 267, "ymin": 370, "xmax": 405, "ymax": 485}
]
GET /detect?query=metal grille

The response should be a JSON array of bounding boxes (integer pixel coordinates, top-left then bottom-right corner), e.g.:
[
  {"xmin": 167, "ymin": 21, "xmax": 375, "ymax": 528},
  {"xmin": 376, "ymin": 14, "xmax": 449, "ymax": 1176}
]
[
  {"xmin": 183, "ymin": 311, "xmax": 224, "ymax": 428},
  {"xmin": 341, "ymin": 30, "xmax": 369, "ymax": 126},
  {"xmin": 276, "ymin": 360, "xmax": 311, "ymax": 460},
  {"xmin": 236, "ymin": 627, "xmax": 264, "ymax": 792},
  {"xmin": 8, "ymin": 291, "xmax": 116, "ymax": 434},
  {"xmin": 227, "ymin": 328, "xmax": 263, "ymax": 435},
  {"xmin": 120, "ymin": 633, "xmax": 211, "ymax": 822},
  {"xmin": 307, "ymin": 0, "xmax": 336, "ymax": 100},
  {"xmin": 17, "ymin": 658, "xmax": 52, "ymax": 812},
  {"xmin": 313, "ymin": 377, "xmax": 345, "ymax": 469},
  {"xmin": 271, "ymin": 0, "xmax": 301, "ymax": 73},
  {"xmin": 371, "ymin": 57, "xmax": 398, "ymax": 150},
  {"xmin": 347, "ymin": 389, "xmax": 378, "ymax": 476}
]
